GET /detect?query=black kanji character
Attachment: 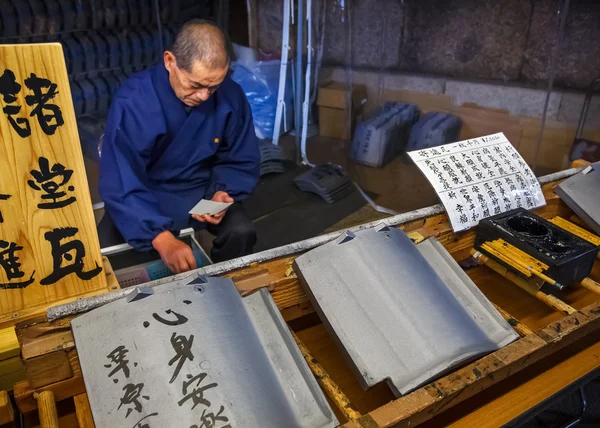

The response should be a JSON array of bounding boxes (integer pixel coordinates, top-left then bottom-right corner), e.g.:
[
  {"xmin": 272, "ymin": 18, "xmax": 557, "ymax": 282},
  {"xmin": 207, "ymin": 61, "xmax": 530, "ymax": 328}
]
[
  {"xmin": 105, "ymin": 345, "xmax": 131, "ymax": 381},
  {"xmin": 0, "ymin": 194, "xmax": 10, "ymax": 223},
  {"xmin": 118, "ymin": 383, "xmax": 149, "ymax": 418},
  {"xmin": 455, "ymin": 204, "xmax": 464, "ymax": 213},
  {"xmin": 169, "ymin": 333, "xmax": 194, "ymax": 383},
  {"xmin": 178, "ymin": 372, "xmax": 217, "ymax": 410},
  {"xmin": 27, "ymin": 157, "xmax": 76, "ymax": 209},
  {"xmin": 0, "ymin": 70, "xmax": 31, "ymax": 138},
  {"xmin": 482, "ymin": 208, "xmax": 490, "ymax": 217},
  {"xmin": 192, "ymin": 406, "xmax": 231, "ymax": 428},
  {"xmin": 153, "ymin": 309, "xmax": 188, "ymax": 326},
  {"xmin": 40, "ymin": 227, "xmax": 102, "ymax": 285},
  {"xmin": 494, "ymin": 205, "xmax": 502, "ymax": 214},
  {"xmin": 0, "ymin": 240, "xmax": 35, "ymax": 289},
  {"xmin": 132, "ymin": 413, "xmax": 159, "ymax": 428},
  {"xmin": 448, "ymin": 191, "xmax": 457, "ymax": 199},
  {"xmin": 459, "ymin": 213, "xmax": 468, "ymax": 224},
  {"xmin": 24, "ymin": 73, "xmax": 64, "ymax": 135}
]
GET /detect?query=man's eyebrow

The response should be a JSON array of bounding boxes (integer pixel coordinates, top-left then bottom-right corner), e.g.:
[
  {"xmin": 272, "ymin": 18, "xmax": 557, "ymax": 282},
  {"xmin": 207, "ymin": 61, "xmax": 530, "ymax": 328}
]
[{"xmin": 189, "ymin": 80, "xmax": 206, "ymax": 88}]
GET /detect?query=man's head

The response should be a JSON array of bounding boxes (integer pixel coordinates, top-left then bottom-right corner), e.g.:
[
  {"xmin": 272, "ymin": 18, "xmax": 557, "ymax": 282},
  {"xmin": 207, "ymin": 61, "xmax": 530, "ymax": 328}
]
[{"xmin": 164, "ymin": 19, "xmax": 230, "ymax": 107}]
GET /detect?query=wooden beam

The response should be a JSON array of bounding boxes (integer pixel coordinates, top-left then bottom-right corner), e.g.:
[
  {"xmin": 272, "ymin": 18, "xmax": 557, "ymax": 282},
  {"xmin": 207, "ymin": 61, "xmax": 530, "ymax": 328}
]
[
  {"xmin": 0, "ymin": 257, "xmax": 119, "ymax": 329},
  {"xmin": 0, "ymin": 327, "xmax": 19, "ymax": 362},
  {"xmin": 25, "ymin": 351, "xmax": 73, "ymax": 389},
  {"xmin": 74, "ymin": 393, "xmax": 95, "ymax": 428},
  {"xmin": 0, "ymin": 390, "xmax": 14, "ymax": 425},
  {"xmin": 291, "ymin": 330, "xmax": 361, "ymax": 422},
  {"xmin": 14, "ymin": 350, "xmax": 84, "ymax": 413},
  {"xmin": 35, "ymin": 390, "xmax": 59, "ymax": 428}
]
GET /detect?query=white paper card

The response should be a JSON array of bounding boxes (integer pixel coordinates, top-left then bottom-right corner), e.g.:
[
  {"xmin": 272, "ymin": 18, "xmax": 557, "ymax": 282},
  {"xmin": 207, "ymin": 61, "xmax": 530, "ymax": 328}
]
[
  {"xmin": 408, "ymin": 132, "xmax": 546, "ymax": 232},
  {"xmin": 188, "ymin": 199, "xmax": 233, "ymax": 216}
]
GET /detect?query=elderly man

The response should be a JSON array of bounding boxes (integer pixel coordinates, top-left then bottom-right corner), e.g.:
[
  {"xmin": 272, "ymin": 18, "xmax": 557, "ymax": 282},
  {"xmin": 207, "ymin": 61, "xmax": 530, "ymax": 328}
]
[{"xmin": 98, "ymin": 19, "xmax": 260, "ymax": 273}]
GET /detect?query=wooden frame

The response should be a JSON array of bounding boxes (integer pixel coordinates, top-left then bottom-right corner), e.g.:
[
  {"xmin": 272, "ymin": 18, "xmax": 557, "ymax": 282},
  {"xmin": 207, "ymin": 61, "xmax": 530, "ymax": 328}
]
[{"xmin": 12, "ymin": 168, "xmax": 600, "ymax": 427}]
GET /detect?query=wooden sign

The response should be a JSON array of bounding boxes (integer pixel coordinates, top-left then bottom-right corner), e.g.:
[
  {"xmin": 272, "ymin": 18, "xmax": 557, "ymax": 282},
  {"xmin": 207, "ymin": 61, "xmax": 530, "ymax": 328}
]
[{"xmin": 0, "ymin": 43, "xmax": 106, "ymax": 317}]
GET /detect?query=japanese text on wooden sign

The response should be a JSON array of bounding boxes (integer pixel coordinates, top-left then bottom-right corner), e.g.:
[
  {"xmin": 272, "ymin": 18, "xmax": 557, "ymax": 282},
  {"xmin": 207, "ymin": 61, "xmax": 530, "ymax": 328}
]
[
  {"xmin": 0, "ymin": 44, "xmax": 106, "ymax": 317},
  {"xmin": 408, "ymin": 133, "xmax": 546, "ymax": 232}
]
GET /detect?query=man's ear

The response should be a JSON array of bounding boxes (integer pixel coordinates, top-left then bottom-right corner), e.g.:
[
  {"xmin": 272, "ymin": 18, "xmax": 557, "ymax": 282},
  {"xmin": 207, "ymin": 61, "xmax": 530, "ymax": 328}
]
[{"xmin": 164, "ymin": 51, "xmax": 176, "ymax": 73}]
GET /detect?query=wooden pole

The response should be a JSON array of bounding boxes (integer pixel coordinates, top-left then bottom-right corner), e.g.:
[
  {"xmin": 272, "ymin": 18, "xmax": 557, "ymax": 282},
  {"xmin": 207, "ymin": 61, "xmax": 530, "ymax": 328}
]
[
  {"xmin": 471, "ymin": 250, "xmax": 577, "ymax": 316},
  {"xmin": 491, "ymin": 303, "xmax": 534, "ymax": 337},
  {"xmin": 290, "ymin": 330, "xmax": 361, "ymax": 421},
  {"xmin": 581, "ymin": 278, "xmax": 600, "ymax": 295},
  {"xmin": 34, "ymin": 391, "xmax": 59, "ymax": 428}
]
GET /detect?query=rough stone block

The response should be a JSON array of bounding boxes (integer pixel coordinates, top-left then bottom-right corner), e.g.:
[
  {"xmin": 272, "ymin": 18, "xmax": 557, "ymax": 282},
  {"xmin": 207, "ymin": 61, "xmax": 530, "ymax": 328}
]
[
  {"xmin": 445, "ymin": 80, "xmax": 562, "ymax": 119},
  {"xmin": 523, "ymin": 1, "xmax": 600, "ymax": 90},
  {"xmin": 401, "ymin": 0, "xmax": 532, "ymax": 81}
]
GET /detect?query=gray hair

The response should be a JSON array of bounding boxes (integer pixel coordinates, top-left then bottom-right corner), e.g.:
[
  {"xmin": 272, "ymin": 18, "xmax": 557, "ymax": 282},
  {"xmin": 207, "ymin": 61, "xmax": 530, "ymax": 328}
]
[{"xmin": 171, "ymin": 19, "xmax": 231, "ymax": 72}]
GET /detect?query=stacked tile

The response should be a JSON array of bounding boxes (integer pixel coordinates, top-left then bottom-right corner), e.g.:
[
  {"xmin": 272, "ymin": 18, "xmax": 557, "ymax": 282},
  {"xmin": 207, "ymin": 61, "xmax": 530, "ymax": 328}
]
[
  {"xmin": 406, "ymin": 112, "xmax": 462, "ymax": 152},
  {"xmin": 259, "ymin": 140, "xmax": 286, "ymax": 176},
  {"xmin": 294, "ymin": 225, "xmax": 519, "ymax": 396},
  {"xmin": 294, "ymin": 164, "xmax": 355, "ymax": 203},
  {"xmin": 350, "ymin": 102, "xmax": 420, "ymax": 168},
  {"xmin": 555, "ymin": 163, "xmax": 600, "ymax": 235}
]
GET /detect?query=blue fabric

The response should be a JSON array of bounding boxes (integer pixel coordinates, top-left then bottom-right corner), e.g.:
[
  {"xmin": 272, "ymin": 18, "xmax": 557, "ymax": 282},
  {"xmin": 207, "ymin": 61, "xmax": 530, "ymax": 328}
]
[{"xmin": 99, "ymin": 64, "xmax": 260, "ymax": 251}]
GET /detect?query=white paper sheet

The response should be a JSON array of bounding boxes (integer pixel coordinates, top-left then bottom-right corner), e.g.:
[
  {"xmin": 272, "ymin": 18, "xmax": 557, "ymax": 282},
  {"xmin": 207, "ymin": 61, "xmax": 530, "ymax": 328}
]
[
  {"xmin": 188, "ymin": 199, "xmax": 233, "ymax": 216},
  {"xmin": 408, "ymin": 132, "xmax": 546, "ymax": 232}
]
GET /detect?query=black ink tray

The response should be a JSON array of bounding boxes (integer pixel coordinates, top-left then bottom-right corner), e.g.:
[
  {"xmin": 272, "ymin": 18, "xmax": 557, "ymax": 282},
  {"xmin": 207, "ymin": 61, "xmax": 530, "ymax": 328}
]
[{"xmin": 475, "ymin": 208, "xmax": 599, "ymax": 288}]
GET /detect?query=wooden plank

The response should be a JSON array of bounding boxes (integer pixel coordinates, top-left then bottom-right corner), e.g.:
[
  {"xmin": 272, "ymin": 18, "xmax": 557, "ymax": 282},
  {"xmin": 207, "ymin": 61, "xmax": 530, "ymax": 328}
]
[
  {"xmin": 14, "ymin": 350, "xmax": 85, "ymax": 413},
  {"xmin": 440, "ymin": 337, "xmax": 600, "ymax": 427},
  {"xmin": 74, "ymin": 393, "xmax": 94, "ymax": 428},
  {"xmin": 0, "ymin": 357, "xmax": 23, "ymax": 376},
  {"xmin": 0, "ymin": 43, "xmax": 106, "ymax": 317},
  {"xmin": 0, "ymin": 257, "xmax": 118, "ymax": 329},
  {"xmin": 0, "ymin": 390, "xmax": 13, "ymax": 425},
  {"xmin": 0, "ymin": 327, "xmax": 19, "ymax": 361}
]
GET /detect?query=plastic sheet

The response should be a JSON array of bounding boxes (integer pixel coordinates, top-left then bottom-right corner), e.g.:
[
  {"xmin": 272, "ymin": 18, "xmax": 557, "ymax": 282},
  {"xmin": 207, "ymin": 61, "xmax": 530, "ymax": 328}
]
[{"xmin": 231, "ymin": 59, "xmax": 294, "ymax": 140}]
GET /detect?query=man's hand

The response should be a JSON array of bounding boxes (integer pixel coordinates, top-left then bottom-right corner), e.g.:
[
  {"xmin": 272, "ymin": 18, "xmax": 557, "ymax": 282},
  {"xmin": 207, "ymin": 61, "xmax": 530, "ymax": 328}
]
[
  {"xmin": 152, "ymin": 231, "xmax": 197, "ymax": 274},
  {"xmin": 192, "ymin": 191, "xmax": 233, "ymax": 225}
]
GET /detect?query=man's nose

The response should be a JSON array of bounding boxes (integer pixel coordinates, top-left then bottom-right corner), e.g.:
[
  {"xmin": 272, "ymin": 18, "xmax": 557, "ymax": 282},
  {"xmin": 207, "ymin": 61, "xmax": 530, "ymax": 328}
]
[{"xmin": 196, "ymin": 89, "xmax": 210, "ymax": 101}]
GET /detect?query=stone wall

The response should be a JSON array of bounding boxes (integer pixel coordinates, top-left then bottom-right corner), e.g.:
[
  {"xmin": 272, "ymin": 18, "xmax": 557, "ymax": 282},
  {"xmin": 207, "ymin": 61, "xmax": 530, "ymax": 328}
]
[{"xmin": 254, "ymin": 0, "xmax": 600, "ymax": 90}]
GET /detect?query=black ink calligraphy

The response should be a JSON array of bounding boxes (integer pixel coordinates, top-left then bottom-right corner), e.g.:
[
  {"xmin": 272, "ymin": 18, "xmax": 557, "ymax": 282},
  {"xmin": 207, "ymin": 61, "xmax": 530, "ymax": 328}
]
[
  {"xmin": 24, "ymin": 73, "xmax": 64, "ymax": 135},
  {"xmin": 28, "ymin": 157, "xmax": 76, "ymax": 209},
  {"xmin": 169, "ymin": 333, "xmax": 194, "ymax": 384},
  {"xmin": 178, "ymin": 372, "xmax": 217, "ymax": 410},
  {"xmin": 40, "ymin": 227, "xmax": 102, "ymax": 285},
  {"xmin": 118, "ymin": 383, "xmax": 150, "ymax": 418},
  {"xmin": 105, "ymin": 345, "xmax": 133, "ymax": 382},
  {"xmin": 0, "ymin": 193, "xmax": 10, "ymax": 223},
  {"xmin": 0, "ymin": 240, "xmax": 35, "ymax": 289},
  {"xmin": 0, "ymin": 69, "xmax": 31, "ymax": 137},
  {"xmin": 153, "ymin": 309, "xmax": 189, "ymax": 326},
  {"xmin": 192, "ymin": 406, "xmax": 231, "ymax": 428}
]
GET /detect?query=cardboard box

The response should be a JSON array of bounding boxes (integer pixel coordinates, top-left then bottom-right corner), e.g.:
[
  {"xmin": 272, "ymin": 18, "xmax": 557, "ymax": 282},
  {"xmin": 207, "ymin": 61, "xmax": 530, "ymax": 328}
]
[{"xmin": 317, "ymin": 81, "xmax": 367, "ymax": 140}]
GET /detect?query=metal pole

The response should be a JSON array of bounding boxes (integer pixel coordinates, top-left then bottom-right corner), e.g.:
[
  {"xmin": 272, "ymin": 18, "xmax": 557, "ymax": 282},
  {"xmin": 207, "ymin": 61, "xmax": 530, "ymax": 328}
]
[{"xmin": 295, "ymin": 0, "xmax": 304, "ymax": 164}]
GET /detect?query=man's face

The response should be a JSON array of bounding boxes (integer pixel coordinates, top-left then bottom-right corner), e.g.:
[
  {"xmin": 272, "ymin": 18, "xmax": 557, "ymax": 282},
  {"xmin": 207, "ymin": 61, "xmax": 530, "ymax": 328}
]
[{"xmin": 164, "ymin": 51, "xmax": 229, "ymax": 107}]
